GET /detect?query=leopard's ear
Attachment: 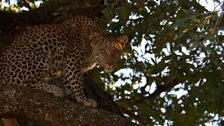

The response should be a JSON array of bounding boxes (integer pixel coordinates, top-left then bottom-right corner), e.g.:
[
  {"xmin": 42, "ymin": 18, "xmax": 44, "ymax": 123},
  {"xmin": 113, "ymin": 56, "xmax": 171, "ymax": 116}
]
[{"xmin": 115, "ymin": 35, "xmax": 128, "ymax": 50}]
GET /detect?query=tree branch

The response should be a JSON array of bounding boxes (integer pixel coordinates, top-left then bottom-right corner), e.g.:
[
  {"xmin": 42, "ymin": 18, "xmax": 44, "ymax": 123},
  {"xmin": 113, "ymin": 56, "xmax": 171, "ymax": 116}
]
[
  {"xmin": 0, "ymin": 84, "xmax": 134, "ymax": 126},
  {"xmin": 0, "ymin": 0, "xmax": 104, "ymax": 27},
  {"xmin": 136, "ymin": 79, "xmax": 180, "ymax": 104},
  {"xmin": 21, "ymin": 0, "xmax": 32, "ymax": 10}
]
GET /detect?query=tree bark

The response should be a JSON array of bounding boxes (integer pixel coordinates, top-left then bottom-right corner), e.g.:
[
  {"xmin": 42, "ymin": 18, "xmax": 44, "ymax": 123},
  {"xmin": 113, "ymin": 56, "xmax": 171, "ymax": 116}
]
[{"xmin": 0, "ymin": 84, "xmax": 134, "ymax": 126}]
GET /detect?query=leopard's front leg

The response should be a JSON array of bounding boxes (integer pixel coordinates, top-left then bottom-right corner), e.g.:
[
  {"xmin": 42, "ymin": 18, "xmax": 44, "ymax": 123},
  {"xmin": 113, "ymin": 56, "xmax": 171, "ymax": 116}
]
[{"xmin": 63, "ymin": 65, "xmax": 97, "ymax": 107}]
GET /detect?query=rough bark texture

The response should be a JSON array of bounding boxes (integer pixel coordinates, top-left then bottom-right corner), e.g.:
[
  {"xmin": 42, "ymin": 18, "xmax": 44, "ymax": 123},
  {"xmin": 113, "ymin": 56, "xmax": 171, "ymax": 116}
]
[{"xmin": 0, "ymin": 84, "xmax": 134, "ymax": 126}]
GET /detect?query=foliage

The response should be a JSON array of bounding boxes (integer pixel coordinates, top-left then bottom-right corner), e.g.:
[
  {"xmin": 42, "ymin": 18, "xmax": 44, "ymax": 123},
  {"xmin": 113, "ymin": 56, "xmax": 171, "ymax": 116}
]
[
  {"xmin": 100, "ymin": 0, "xmax": 224, "ymax": 125},
  {"xmin": 1, "ymin": 0, "xmax": 48, "ymax": 12},
  {"xmin": 1, "ymin": 0, "xmax": 224, "ymax": 125}
]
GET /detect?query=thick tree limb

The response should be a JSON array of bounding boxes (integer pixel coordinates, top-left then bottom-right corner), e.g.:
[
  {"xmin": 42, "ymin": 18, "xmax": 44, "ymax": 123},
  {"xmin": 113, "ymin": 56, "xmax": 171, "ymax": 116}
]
[
  {"xmin": 0, "ymin": 0, "xmax": 103, "ymax": 27},
  {"xmin": 0, "ymin": 84, "xmax": 134, "ymax": 126}
]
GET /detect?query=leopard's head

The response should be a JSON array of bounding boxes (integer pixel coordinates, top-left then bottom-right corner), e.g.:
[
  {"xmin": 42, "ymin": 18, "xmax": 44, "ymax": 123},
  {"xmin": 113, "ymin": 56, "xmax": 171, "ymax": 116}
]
[{"xmin": 90, "ymin": 33, "xmax": 128, "ymax": 73}]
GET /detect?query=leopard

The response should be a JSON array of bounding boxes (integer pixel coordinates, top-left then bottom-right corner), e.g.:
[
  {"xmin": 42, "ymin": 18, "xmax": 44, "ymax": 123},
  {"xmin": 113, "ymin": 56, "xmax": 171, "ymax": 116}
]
[{"xmin": 0, "ymin": 16, "xmax": 128, "ymax": 107}]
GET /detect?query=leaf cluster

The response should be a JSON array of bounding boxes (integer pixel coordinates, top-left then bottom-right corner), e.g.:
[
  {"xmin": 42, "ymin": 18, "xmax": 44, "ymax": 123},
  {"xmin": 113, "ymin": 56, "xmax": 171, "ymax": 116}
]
[{"xmin": 100, "ymin": 0, "xmax": 224, "ymax": 125}]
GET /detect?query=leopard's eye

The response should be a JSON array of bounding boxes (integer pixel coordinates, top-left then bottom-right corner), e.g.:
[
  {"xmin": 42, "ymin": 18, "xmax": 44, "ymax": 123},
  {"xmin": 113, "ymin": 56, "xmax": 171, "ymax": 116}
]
[
  {"xmin": 115, "ymin": 49, "xmax": 120, "ymax": 54},
  {"xmin": 113, "ymin": 49, "xmax": 120, "ymax": 56}
]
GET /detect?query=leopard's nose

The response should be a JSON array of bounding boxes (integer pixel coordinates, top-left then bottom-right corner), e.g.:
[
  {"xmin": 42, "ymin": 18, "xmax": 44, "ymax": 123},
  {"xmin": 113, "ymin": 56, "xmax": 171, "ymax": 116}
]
[
  {"xmin": 105, "ymin": 64, "xmax": 114, "ymax": 73},
  {"xmin": 106, "ymin": 64, "xmax": 113, "ymax": 69}
]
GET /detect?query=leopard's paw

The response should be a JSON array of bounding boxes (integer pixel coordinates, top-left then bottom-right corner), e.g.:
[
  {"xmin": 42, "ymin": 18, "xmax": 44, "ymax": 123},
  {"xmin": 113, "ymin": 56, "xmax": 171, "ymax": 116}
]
[
  {"xmin": 51, "ymin": 86, "xmax": 64, "ymax": 97},
  {"xmin": 83, "ymin": 99, "xmax": 97, "ymax": 108}
]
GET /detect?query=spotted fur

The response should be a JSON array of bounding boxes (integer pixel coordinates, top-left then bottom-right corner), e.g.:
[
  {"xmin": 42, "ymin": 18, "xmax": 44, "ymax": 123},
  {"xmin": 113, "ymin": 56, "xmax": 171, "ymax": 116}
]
[{"xmin": 0, "ymin": 16, "xmax": 128, "ymax": 107}]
